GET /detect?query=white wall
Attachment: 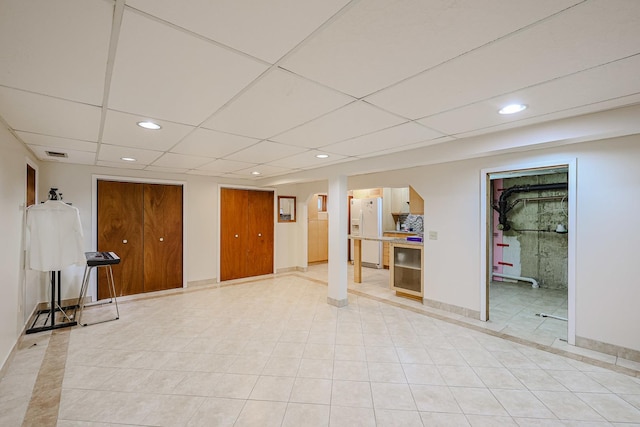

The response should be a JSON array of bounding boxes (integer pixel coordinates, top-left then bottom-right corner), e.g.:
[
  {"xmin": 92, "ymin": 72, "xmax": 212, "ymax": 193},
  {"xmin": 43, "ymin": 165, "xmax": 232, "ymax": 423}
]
[
  {"xmin": 308, "ymin": 135, "xmax": 640, "ymax": 353},
  {"xmin": 0, "ymin": 126, "xmax": 40, "ymax": 368},
  {"xmin": 3, "ymin": 131, "xmax": 639, "ymax": 370}
]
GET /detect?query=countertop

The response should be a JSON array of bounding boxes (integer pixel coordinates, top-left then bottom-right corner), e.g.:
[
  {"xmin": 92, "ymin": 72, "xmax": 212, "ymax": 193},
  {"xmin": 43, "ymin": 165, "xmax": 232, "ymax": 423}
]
[
  {"xmin": 348, "ymin": 234, "xmax": 423, "ymax": 246},
  {"xmin": 383, "ymin": 230, "xmax": 418, "ymax": 234}
]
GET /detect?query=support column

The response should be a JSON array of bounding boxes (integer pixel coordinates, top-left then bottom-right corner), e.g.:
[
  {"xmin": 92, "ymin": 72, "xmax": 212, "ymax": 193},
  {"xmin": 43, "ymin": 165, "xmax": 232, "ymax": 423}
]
[{"xmin": 327, "ymin": 174, "xmax": 348, "ymax": 307}]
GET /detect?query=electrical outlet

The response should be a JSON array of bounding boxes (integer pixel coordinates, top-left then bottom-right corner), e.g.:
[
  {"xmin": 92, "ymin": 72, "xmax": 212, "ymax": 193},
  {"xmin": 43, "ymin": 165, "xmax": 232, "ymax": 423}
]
[{"xmin": 428, "ymin": 231, "xmax": 438, "ymax": 240}]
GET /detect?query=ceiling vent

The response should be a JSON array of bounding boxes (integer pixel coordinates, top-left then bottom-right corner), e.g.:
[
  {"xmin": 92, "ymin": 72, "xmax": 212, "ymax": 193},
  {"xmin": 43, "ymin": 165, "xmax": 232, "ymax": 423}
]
[{"xmin": 45, "ymin": 150, "xmax": 68, "ymax": 158}]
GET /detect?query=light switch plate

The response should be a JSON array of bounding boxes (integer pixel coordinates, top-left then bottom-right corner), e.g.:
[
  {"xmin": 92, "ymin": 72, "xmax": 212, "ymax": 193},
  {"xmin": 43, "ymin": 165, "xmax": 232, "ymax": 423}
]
[{"xmin": 428, "ymin": 231, "xmax": 438, "ymax": 240}]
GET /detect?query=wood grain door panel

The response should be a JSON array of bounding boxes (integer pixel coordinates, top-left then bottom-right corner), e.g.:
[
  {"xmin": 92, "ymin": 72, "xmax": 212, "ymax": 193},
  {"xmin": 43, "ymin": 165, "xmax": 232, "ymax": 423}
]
[
  {"xmin": 97, "ymin": 180, "xmax": 144, "ymax": 298},
  {"xmin": 247, "ymin": 190, "xmax": 274, "ymax": 276},
  {"xmin": 144, "ymin": 184, "xmax": 183, "ymax": 292},
  {"xmin": 220, "ymin": 188, "xmax": 248, "ymax": 280}
]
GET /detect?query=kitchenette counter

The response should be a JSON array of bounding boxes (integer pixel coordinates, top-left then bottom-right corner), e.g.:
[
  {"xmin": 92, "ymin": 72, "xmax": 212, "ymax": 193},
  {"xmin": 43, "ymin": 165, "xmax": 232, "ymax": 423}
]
[{"xmin": 349, "ymin": 235, "xmax": 422, "ymax": 283}]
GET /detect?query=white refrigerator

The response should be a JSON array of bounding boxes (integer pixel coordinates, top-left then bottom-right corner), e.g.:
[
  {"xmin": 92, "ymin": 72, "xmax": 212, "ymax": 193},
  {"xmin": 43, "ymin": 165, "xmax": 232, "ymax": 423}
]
[{"xmin": 350, "ymin": 197, "xmax": 383, "ymax": 268}]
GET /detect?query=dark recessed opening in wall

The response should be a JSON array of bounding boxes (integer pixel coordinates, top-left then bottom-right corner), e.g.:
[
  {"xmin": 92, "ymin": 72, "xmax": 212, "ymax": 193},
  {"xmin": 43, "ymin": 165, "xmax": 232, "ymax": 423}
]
[{"xmin": 488, "ymin": 166, "xmax": 569, "ymax": 346}]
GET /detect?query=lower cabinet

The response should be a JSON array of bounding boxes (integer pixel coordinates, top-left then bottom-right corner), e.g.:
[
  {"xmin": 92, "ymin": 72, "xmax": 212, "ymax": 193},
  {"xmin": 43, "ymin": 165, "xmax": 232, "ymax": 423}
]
[
  {"xmin": 389, "ymin": 243, "xmax": 423, "ymax": 299},
  {"xmin": 382, "ymin": 232, "xmax": 416, "ymax": 268}
]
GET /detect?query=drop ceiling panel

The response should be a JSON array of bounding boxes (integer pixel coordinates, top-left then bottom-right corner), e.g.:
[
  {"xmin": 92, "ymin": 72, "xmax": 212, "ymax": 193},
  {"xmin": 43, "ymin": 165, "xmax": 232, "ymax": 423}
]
[
  {"xmin": 0, "ymin": 0, "xmax": 112, "ymax": 105},
  {"xmin": 0, "ymin": 87, "xmax": 101, "ymax": 141},
  {"xmin": 272, "ymin": 101, "xmax": 405, "ymax": 148},
  {"xmin": 98, "ymin": 144, "xmax": 163, "ymax": 165},
  {"xmin": 29, "ymin": 146, "xmax": 97, "ymax": 165},
  {"xmin": 203, "ymin": 68, "xmax": 354, "ymax": 139},
  {"xmin": 108, "ymin": 9, "xmax": 268, "ymax": 125},
  {"xmin": 126, "ymin": 0, "xmax": 351, "ymax": 63},
  {"xmin": 268, "ymin": 150, "xmax": 347, "ymax": 169},
  {"xmin": 197, "ymin": 158, "xmax": 257, "ymax": 173},
  {"xmin": 170, "ymin": 128, "xmax": 259, "ymax": 158},
  {"xmin": 419, "ymin": 55, "xmax": 640, "ymax": 136},
  {"xmin": 281, "ymin": 0, "xmax": 582, "ymax": 97},
  {"xmin": 17, "ymin": 132, "xmax": 97, "ymax": 153},
  {"xmin": 225, "ymin": 140, "xmax": 308, "ymax": 164},
  {"xmin": 233, "ymin": 164, "xmax": 298, "ymax": 179},
  {"xmin": 96, "ymin": 160, "xmax": 147, "ymax": 170},
  {"xmin": 145, "ymin": 165, "xmax": 190, "ymax": 174},
  {"xmin": 366, "ymin": 0, "xmax": 640, "ymax": 119},
  {"xmin": 151, "ymin": 152, "xmax": 213, "ymax": 169},
  {"xmin": 102, "ymin": 110, "xmax": 195, "ymax": 151},
  {"xmin": 322, "ymin": 122, "xmax": 444, "ymax": 157},
  {"xmin": 457, "ymin": 93, "xmax": 640, "ymax": 140}
]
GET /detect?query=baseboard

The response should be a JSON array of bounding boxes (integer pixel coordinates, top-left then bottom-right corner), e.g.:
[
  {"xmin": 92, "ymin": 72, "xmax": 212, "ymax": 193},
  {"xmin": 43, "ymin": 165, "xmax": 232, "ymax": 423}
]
[
  {"xmin": 576, "ymin": 336, "xmax": 640, "ymax": 363},
  {"xmin": 423, "ymin": 298, "xmax": 481, "ymax": 320},
  {"xmin": 187, "ymin": 278, "xmax": 217, "ymax": 287}
]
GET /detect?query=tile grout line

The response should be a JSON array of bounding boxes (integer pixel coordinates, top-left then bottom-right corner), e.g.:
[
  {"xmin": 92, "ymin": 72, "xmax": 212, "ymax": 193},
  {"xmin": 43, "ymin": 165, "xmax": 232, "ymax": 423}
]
[{"xmin": 21, "ymin": 328, "xmax": 70, "ymax": 427}]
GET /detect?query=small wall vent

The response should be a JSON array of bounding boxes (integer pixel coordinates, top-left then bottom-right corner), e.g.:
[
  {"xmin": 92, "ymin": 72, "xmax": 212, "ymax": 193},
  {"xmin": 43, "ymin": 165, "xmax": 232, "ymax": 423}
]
[{"xmin": 45, "ymin": 150, "xmax": 68, "ymax": 158}]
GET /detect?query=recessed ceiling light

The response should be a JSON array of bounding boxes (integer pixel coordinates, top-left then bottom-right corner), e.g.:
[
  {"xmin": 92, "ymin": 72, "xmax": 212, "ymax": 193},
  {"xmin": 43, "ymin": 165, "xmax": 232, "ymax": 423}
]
[
  {"xmin": 251, "ymin": 171, "xmax": 261, "ymax": 176},
  {"xmin": 121, "ymin": 157, "xmax": 137, "ymax": 162},
  {"xmin": 137, "ymin": 121, "xmax": 161, "ymax": 130},
  {"xmin": 498, "ymin": 104, "xmax": 527, "ymax": 115},
  {"xmin": 315, "ymin": 153, "xmax": 329, "ymax": 159}
]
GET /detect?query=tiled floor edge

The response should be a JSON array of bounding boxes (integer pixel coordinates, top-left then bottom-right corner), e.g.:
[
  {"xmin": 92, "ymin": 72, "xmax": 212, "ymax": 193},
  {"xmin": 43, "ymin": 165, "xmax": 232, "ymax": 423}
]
[
  {"xmin": 21, "ymin": 328, "xmax": 70, "ymax": 427},
  {"xmin": 345, "ymin": 287, "xmax": 640, "ymax": 379}
]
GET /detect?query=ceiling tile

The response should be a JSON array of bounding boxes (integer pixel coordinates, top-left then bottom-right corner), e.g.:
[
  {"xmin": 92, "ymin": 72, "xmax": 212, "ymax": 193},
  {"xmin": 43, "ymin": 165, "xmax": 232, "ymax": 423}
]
[
  {"xmin": 225, "ymin": 140, "xmax": 309, "ymax": 164},
  {"xmin": 170, "ymin": 128, "xmax": 259, "ymax": 158},
  {"xmin": 102, "ymin": 110, "xmax": 194, "ymax": 151},
  {"xmin": 0, "ymin": 87, "xmax": 101, "ymax": 141},
  {"xmin": 151, "ymin": 152, "xmax": 213, "ymax": 169},
  {"xmin": 203, "ymin": 68, "xmax": 354, "ymax": 139},
  {"xmin": 366, "ymin": 0, "xmax": 640, "ymax": 119},
  {"xmin": 232, "ymin": 164, "xmax": 299, "ymax": 179},
  {"xmin": 126, "ymin": 0, "xmax": 350, "ymax": 63},
  {"xmin": 17, "ymin": 132, "xmax": 97, "ymax": 153},
  {"xmin": 28, "ymin": 145, "xmax": 97, "ymax": 165},
  {"xmin": 419, "ymin": 54, "xmax": 640, "ymax": 136},
  {"xmin": 322, "ymin": 122, "xmax": 444, "ymax": 157},
  {"xmin": 281, "ymin": 0, "xmax": 582, "ymax": 97},
  {"xmin": 98, "ymin": 144, "xmax": 163, "ymax": 165},
  {"xmin": 0, "ymin": 0, "xmax": 112, "ymax": 104},
  {"xmin": 267, "ymin": 150, "xmax": 347, "ymax": 170},
  {"xmin": 272, "ymin": 101, "xmax": 406, "ymax": 148},
  {"xmin": 108, "ymin": 9, "xmax": 268, "ymax": 125},
  {"xmin": 196, "ymin": 158, "xmax": 257, "ymax": 173},
  {"xmin": 96, "ymin": 160, "xmax": 147, "ymax": 170},
  {"xmin": 145, "ymin": 165, "xmax": 190, "ymax": 174}
]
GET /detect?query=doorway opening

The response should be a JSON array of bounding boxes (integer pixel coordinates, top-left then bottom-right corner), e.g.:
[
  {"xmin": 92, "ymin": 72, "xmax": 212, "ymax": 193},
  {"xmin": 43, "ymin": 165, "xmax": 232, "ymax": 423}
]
[
  {"xmin": 482, "ymin": 161, "xmax": 576, "ymax": 346},
  {"xmin": 308, "ymin": 193, "xmax": 328, "ymax": 265}
]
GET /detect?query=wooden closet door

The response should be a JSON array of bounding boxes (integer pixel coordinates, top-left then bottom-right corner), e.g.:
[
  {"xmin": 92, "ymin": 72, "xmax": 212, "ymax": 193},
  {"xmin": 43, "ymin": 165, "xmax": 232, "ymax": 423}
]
[
  {"xmin": 247, "ymin": 190, "xmax": 274, "ymax": 276},
  {"xmin": 220, "ymin": 188, "xmax": 248, "ymax": 280},
  {"xmin": 144, "ymin": 184, "xmax": 183, "ymax": 292},
  {"xmin": 97, "ymin": 180, "xmax": 144, "ymax": 298}
]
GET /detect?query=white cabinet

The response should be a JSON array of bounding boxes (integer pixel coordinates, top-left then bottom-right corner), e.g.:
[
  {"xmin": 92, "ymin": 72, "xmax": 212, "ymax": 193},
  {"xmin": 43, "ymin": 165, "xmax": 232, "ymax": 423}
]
[{"xmin": 389, "ymin": 243, "xmax": 423, "ymax": 299}]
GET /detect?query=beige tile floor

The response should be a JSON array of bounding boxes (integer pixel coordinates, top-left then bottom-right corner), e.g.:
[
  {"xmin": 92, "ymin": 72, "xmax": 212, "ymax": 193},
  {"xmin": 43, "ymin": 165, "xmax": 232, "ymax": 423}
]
[{"xmin": 1, "ymin": 265, "xmax": 640, "ymax": 426}]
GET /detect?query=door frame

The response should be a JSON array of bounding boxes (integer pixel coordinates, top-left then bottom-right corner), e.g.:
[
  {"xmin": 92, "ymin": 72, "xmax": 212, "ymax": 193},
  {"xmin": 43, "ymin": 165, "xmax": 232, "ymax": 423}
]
[
  {"xmin": 91, "ymin": 175, "xmax": 187, "ymax": 301},
  {"xmin": 479, "ymin": 158, "xmax": 577, "ymax": 345},
  {"xmin": 217, "ymin": 184, "xmax": 276, "ymax": 283}
]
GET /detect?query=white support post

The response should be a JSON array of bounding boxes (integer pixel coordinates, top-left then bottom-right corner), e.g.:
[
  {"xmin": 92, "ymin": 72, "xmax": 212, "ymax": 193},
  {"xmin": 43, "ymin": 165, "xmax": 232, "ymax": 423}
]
[{"xmin": 327, "ymin": 175, "xmax": 348, "ymax": 307}]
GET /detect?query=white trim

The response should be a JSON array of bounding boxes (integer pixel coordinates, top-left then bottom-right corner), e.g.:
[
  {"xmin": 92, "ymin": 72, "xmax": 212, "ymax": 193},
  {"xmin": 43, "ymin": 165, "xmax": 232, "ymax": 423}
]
[
  {"xmin": 91, "ymin": 174, "xmax": 188, "ymax": 301},
  {"xmin": 217, "ymin": 184, "xmax": 276, "ymax": 283},
  {"xmin": 480, "ymin": 158, "xmax": 576, "ymax": 345}
]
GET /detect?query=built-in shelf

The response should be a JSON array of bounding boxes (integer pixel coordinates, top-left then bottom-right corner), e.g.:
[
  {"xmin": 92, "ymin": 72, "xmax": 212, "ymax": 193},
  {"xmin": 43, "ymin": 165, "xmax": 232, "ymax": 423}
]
[{"xmin": 390, "ymin": 243, "xmax": 423, "ymax": 299}]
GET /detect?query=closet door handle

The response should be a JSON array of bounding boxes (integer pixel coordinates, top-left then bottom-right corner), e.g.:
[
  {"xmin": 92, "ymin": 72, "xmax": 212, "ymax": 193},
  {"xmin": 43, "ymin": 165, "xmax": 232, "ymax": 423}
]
[
  {"xmin": 122, "ymin": 239, "xmax": 128, "ymax": 244},
  {"xmin": 258, "ymin": 233, "xmax": 262, "ymax": 237},
  {"xmin": 235, "ymin": 234, "xmax": 239, "ymax": 238},
  {"xmin": 159, "ymin": 237, "xmax": 164, "ymax": 242}
]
